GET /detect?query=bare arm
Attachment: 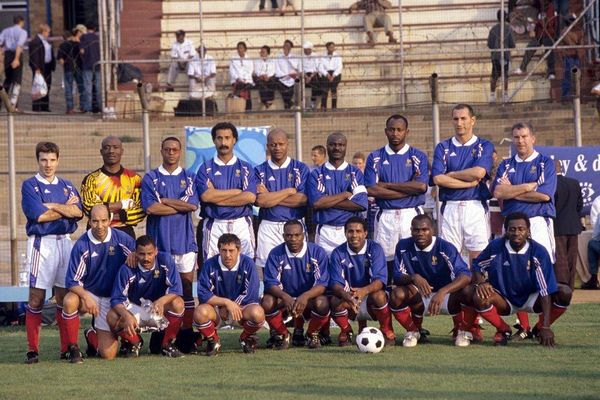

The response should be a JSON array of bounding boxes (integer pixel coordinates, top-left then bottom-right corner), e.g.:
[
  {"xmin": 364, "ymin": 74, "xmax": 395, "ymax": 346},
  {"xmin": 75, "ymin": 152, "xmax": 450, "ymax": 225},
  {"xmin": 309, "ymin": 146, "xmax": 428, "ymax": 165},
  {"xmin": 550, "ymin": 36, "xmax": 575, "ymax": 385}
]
[
  {"xmin": 393, "ymin": 273, "xmax": 414, "ymax": 286},
  {"xmin": 37, "ymin": 209, "xmax": 64, "ymax": 223},
  {"xmin": 433, "ymin": 175, "xmax": 479, "ymax": 189},
  {"xmin": 367, "ymin": 185, "xmax": 406, "ymax": 200},
  {"xmin": 161, "ymin": 198, "xmax": 198, "ymax": 212},
  {"xmin": 447, "ymin": 167, "xmax": 487, "ymax": 182},
  {"xmin": 279, "ymin": 193, "xmax": 308, "ymax": 208},
  {"xmin": 200, "ymin": 188, "xmax": 243, "ymax": 203},
  {"xmin": 46, "ymin": 203, "xmax": 83, "ymax": 219},
  {"xmin": 146, "ymin": 203, "xmax": 178, "ymax": 216},
  {"xmin": 215, "ymin": 191, "xmax": 256, "ymax": 207},
  {"xmin": 335, "ymin": 199, "xmax": 366, "ymax": 211},
  {"xmin": 514, "ymin": 191, "xmax": 551, "ymax": 203},
  {"xmin": 312, "ymin": 192, "xmax": 350, "ymax": 209},
  {"xmin": 493, "ymin": 181, "xmax": 537, "ymax": 200},
  {"xmin": 255, "ymin": 187, "xmax": 296, "ymax": 208},
  {"xmin": 379, "ymin": 181, "xmax": 427, "ymax": 195}
]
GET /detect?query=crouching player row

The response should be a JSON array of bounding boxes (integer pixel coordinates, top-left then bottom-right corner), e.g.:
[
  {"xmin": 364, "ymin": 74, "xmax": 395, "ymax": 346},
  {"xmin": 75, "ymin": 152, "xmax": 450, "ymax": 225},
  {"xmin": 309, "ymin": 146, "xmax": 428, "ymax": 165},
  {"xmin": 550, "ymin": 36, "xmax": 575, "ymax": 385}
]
[{"xmin": 61, "ymin": 205, "xmax": 185, "ymax": 363}]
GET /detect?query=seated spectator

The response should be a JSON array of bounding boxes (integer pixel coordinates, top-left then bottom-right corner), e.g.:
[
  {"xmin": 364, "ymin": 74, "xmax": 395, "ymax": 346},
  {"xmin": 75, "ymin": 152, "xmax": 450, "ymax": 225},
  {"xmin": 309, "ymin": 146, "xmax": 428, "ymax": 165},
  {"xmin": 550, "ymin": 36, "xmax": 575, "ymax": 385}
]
[
  {"xmin": 318, "ymin": 42, "xmax": 343, "ymax": 110},
  {"xmin": 300, "ymin": 41, "xmax": 321, "ymax": 109},
  {"xmin": 187, "ymin": 46, "xmax": 216, "ymax": 100},
  {"xmin": 279, "ymin": 0, "xmax": 298, "ymax": 16},
  {"xmin": 253, "ymin": 45, "xmax": 277, "ymax": 109},
  {"xmin": 275, "ymin": 40, "xmax": 299, "ymax": 109},
  {"xmin": 348, "ymin": 0, "xmax": 397, "ymax": 45},
  {"xmin": 166, "ymin": 30, "xmax": 196, "ymax": 92},
  {"xmin": 230, "ymin": 41, "xmax": 255, "ymax": 111},
  {"xmin": 514, "ymin": 1, "xmax": 556, "ymax": 80}
]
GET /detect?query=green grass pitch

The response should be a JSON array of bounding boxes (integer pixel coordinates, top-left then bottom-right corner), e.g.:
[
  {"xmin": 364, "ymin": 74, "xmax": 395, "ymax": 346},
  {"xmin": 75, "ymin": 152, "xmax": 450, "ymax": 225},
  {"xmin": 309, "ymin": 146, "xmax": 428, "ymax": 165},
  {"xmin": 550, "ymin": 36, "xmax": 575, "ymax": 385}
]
[{"xmin": 1, "ymin": 304, "xmax": 599, "ymax": 400}]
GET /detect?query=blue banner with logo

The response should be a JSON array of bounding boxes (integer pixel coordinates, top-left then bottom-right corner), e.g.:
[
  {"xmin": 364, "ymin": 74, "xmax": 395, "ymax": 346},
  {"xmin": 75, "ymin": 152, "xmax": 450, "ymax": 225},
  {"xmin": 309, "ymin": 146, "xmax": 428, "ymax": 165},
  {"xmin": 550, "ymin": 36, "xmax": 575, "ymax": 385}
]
[
  {"xmin": 185, "ymin": 126, "xmax": 269, "ymax": 173},
  {"xmin": 537, "ymin": 146, "xmax": 600, "ymax": 215}
]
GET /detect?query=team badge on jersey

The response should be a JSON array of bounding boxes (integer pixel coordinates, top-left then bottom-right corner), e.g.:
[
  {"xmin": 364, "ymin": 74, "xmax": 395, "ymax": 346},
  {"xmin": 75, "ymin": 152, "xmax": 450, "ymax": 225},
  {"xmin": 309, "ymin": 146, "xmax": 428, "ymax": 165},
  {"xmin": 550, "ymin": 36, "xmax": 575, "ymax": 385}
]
[
  {"xmin": 526, "ymin": 260, "xmax": 531, "ymax": 271},
  {"xmin": 235, "ymin": 169, "xmax": 241, "ymax": 177},
  {"xmin": 180, "ymin": 179, "xmax": 186, "ymax": 189},
  {"xmin": 530, "ymin": 165, "xmax": 537, "ymax": 174},
  {"xmin": 345, "ymin": 174, "xmax": 350, "ymax": 181},
  {"xmin": 108, "ymin": 245, "xmax": 115, "ymax": 255},
  {"xmin": 364, "ymin": 257, "xmax": 371, "ymax": 270},
  {"xmin": 306, "ymin": 263, "xmax": 311, "ymax": 273},
  {"xmin": 405, "ymin": 159, "xmax": 412, "ymax": 167},
  {"xmin": 64, "ymin": 188, "xmax": 69, "ymax": 196},
  {"xmin": 471, "ymin": 148, "xmax": 477, "ymax": 157},
  {"xmin": 154, "ymin": 268, "xmax": 161, "ymax": 279},
  {"xmin": 237, "ymin": 274, "xmax": 243, "ymax": 284},
  {"xmin": 431, "ymin": 255, "xmax": 437, "ymax": 265}
]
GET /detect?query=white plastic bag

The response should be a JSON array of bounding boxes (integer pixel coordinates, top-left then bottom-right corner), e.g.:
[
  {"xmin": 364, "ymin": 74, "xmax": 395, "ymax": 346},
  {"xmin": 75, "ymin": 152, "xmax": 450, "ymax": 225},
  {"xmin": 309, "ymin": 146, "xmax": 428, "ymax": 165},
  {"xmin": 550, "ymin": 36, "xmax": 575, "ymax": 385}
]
[{"xmin": 31, "ymin": 72, "xmax": 48, "ymax": 101}]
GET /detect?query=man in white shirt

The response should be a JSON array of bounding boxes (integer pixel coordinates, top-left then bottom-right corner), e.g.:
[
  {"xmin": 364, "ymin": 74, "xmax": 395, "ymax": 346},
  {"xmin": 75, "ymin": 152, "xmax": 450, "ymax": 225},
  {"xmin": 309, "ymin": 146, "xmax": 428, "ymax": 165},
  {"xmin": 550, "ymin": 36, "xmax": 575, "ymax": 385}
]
[
  {"xmin": 301, "ymin": 41, "xmax": 321, "ymax": 110},
  {"xmin": 229, "ymin": 41, "xmax": 254, "ymax": 111},
  {"xmin": 166, "ymin": 30, "xmax": 196, "ymax": 91},
  {"xmin": 1, "ymin": 15, "xmax": 27, "ymax": 109},
  {"xmin": 188, "ymin": 46, "xmax": 217, "ymax": 100},
  {"xmin": 253, "ymin": 45, "xmax": 277, "ymax": 109},
  {"xmin": 583, "ymin": 196, "xmax": 600, "ymax": 289},
  {"xmin": 318, "ymin": 42, "xmax": 343, "ymax": 110},
  {"xmin": 275, "ymin": 40, "xmax": 299, "ymax": 109}
]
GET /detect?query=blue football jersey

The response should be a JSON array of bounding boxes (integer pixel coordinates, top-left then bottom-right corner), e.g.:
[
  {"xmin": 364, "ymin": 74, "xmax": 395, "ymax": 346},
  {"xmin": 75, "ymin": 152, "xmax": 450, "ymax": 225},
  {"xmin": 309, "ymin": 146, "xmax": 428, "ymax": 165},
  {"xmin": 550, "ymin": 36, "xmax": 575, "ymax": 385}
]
[
  {"xmin": 329, "ymin": 239, "xmax": 387, "ymax": 291},
  {"xmin": 473, "ymin": 238, "xmax": 557, "ymax": 307},
  {"xmin": 263, "ymin": 242, "xmax": 329, "ymax": 297},
  {"xmin": 393, "ymin": 236, "xmax": 471, "ymax": 292},
  {"xmin": 364, "ymin": 145, "xmax": 429, "ymax": 209},
  {"xmin": 197, "ymin": 254, "xmax": 259, "ymax": 305}
]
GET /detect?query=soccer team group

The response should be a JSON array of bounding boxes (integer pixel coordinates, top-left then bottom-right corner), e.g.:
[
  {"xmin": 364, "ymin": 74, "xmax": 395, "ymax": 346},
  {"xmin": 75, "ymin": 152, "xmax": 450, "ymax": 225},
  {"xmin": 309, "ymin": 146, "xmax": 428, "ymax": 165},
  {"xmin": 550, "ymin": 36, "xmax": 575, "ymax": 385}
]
[{"xmin": 20, "ymin": 103, "xmax": 572, "ymax": 364}]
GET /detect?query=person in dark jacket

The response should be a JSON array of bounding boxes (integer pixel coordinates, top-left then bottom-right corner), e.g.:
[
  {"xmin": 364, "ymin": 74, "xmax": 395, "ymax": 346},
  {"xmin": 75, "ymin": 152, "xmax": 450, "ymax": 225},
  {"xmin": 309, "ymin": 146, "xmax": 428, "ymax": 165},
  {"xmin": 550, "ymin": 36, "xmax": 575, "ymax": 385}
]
[
  {"xmin": 29, "ymin": 23, "xmax": 56, "ymax": 112},
  {"xmin": 57, "ymin": 27, "xmax": 85, "ymax": 113}
]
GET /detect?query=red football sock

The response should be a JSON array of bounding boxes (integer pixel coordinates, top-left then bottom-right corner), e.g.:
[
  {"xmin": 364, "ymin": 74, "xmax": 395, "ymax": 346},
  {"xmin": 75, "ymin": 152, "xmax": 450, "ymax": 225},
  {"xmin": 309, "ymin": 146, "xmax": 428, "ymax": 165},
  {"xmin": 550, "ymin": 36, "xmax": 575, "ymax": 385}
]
[
  {"xmin": 462, "ymin": 306, "xmax": 478, "ymax": 329},
  {"xmin": 452, "ymin": 313, "xmax": 464, "ymax": 331},
  {"xmin": 182, "ymin": 300, "xmax": 195, "ymax": 329},
  {"xmin": 26, "ymin": 305, "xmax": 43, "ymax": 353},
  {"xmin": 196, "ymin": 320, "xmax": 218, "ymax": 340},
  {"xmin": 391, "ymin": 306, "xmax": 417, "ymax": 332},
  {"xmin": 265, "ymin": 310, "xmax": 289, "ymax": 336},
  {"xmin": 307, "ymin": 311, "xmax": 329, "ymax": 334},
  {"xmin": 293, "ymin": 316, "xmax": 304, "ymax": 330},
  {"xmin": 55, "ymin": 306, "xmax": 67, "ymax": 353},
  {"xmin": 516, "ymin": 311, "xmax": 530, "ymax": 330},
  {"xmin": 412, "ymin": 314, "xmax": 423, "ymax": 330},
  {"xmin": 162, "ymin": 311, "xmax": 183, "ymax": 346},
  {"xmin": 332, "ymin": 310, "xmax": 352, "ymax": 333},
  {"xmin": 320, "ymin": 316, "xmax": 331, "ymax": 336},
  {"xmin": 86, "ymin": 327, "xmax": 98, "ymax": 350},
  {"xmin": 61, "ymin": 309, "xmax": 80, "ymax": 346},
  {"xmin": 240, "ymin": 319, "xmax": 262, "ymax": 340},
  {"xmin": 535, "ymin": 303, "xmax": 568, "ymax": 328},
  {"xmin": 371, "ymin": 303, "xmax": 395, "ymax": 337},
  {"xmin": 119, "ymin": 331, "xmax": 140, "ymax": 345},
  {"xmin": 479, "ymin": 305, "xmax": 511, "ymax": 332}
]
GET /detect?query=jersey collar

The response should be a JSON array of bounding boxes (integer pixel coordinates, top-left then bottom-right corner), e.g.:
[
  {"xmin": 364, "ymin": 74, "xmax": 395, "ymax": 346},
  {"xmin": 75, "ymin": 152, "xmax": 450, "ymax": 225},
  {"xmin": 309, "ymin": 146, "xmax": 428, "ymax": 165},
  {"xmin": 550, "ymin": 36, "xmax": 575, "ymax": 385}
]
[
  {"xmin": 158, "ymin": 165, "xmax": 183, "ymax": 175},
  {"xmin": 138, "ymin": 261, "xmax": 157, "ymax": 273},
  {"xmin": 35, "ymin": 173, "xmax": 58, "ymax": 185},
  {"xmin": 100, "ymin": 165, "xmax": 124, "ymax": 176},
  {"xmin": 505, "ymin": 240, "xmax": 530, "ymax": 254},
  {"xmin": 219, "ymin": 256, "xmax": 240, "ymax": 271},
  {"xmin": 213, "ymin": 155, "xmax": 238, "ymax": 166},
  {"xmin": 515, "ymin": 150, "xmax": 539, "ymax": 163},
  {"xmin": 285, "ymin": 241, "xmax": 308, "ymax": 258},
  {"xmin": 347, "ymin": 241, "xmax": 367, "ymax": 255},
  {"xmin": 268, "ymin": 157, "xmax": 291, "ymax": 169},
  {"xmin": 87, "ymin": 227, "xmax": 112, "ymax": 244},
  {"xmin": 451, "ymin": 135, "xmax": 478, "ymax": 147},
  {"xmin": 385, "ymin": 144, "xmax": 409, "ymax": 155},
  {"xmin": 414, "ymin": 236, "xmax": 436, "ymax": 252},
  {"xmin": 324, "ymin": 161, "xmax": 348, "ymax": 171}
]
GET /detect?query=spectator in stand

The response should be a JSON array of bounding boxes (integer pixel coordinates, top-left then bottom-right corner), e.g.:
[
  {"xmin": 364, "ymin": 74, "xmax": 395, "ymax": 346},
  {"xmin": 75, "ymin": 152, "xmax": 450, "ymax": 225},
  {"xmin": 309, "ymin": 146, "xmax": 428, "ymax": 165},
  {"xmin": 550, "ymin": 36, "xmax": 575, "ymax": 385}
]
[
  {"xmin": 80, "ymin": 23, "xmax": 102, "ymax": 113},
  {"xmin": 352, "ymin": 152, "xmax": 366, "ymax": 173},
  {"xmin": 310, "ymin": 145, "xmax": 327, "ymax": 171},
  {"xmin": 230, "ymin": 41, "xmax": 255, "ymax": 111},
  {"xmin": 0, "ymin": 15, "xmax": 27, "ymax": 110},
  {"xmin": 29, "ymin": 24, "xmax": 56, "ymax": 112},
  {"xmin": 300, "ymin": 41, "xmax": 321, "ymax": 110},
  {"xmin": 487, "ymin": 10, "xmax": 515, "ymax": 103},
  {"xmin": 258, "ymin": 0, "xmax": 278, "ymax": 12},
  {"xmin": 166, "ymin": 30, "xmax": 196, "ymax": 92},
  {"xmin": 188, "ymin": 46, "xmax": 217, "ymax": 100},
  {"xmin": 514, "ymin": 1, "xmax": 557, "ymax": 80},
  {"xmin": 279, "ymin": 0, "xmax": 298, "ymax": 16},
  {"xmin": 253, "ymin": 45, "xmax": 277, "ymax": 109},
  {"xmin": 561, "ymin": 16, "xmax": 584, "ymax": 100},
  {"xmin": 553, "ymin": 160, "xmax": 583, "ymax": 290},
  {"xmin": 57, "ymin": 28, "xmax": 85, "ymax": 114},
  {"xmin": 275, "ymin": 40, "xmax": 299, "ymax": 109},
  {"xmin": 583, "ymin": 196, "xmax": 600, "ymax": 289},
  {"xmin": 318, "ymin": 42, "xmax": 343, "ymax": 110},
  {"xmin": 348, "ymin": 0, "xmax": 397, "ymax": 46}
]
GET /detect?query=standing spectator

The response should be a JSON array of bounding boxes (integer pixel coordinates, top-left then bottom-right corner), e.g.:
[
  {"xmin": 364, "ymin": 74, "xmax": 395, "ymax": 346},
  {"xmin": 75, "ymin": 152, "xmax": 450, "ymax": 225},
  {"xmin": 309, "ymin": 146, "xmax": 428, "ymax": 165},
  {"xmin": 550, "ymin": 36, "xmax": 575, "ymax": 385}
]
[
  {"xmin": 310, "ymin": 145, "xmax": 327, "ymax": 171},
  {"xmin": 553, "ymin": 160, "xmax": 583, "ymax": 290},
  {"xmin": 351, "ymin": 151, "xmax": 366, "ymax": 173},
  {"xmin": 230, "ymin": 41, "xmax": 254, "ymax": 111},
  {"xmin": 583, "ymin": 196, "xmax": 600, "ymax": 289},
  {"xmin": 166, "ymin": 30, "xmax": 195, "ymax": 92},
  {"xmin": 318, "ymin": 42, "xmax": 343, "ymax": 110},
  {"xmin": 279, "ymin": 0, "xmax": 298, "ymax": 16},
  {"xmin": 487, "ymin": 10, "xmax": 515, "ymax": 103},
  {"xmin": 253, "ymin": 45, "xmax": 277, "ymax": 109},
  {"xmin": 0, "ymin": 15, "xmax": 27, "ymax": 109},
  {"xmin": 80, "ymin": 23, "xmax": 101, "ymax": 113},
  {"xmin": 561, "ymin": 16, "xmax": 584, "ymax": 100},
  {"xmin": 188, "ymin": 46, "xmax": 216, "ymax": 100},
  {"xmin": 514, "ymin": 1, "xmax": 557, "ymax": 80},
  {"xmin": 300, "ymin": 41, "xmax": 321, "ymax": 110},
  {"xmin": 258, "ymin": 0, "xmax": 278, "ymax": 12},
  {"xmin": 57, "ymin": 29, "xmax": 85, "ymax": 114},
  {"xmin": 275, "ymin": 40, "xmax": 299, "ymax": 109},
  {"xmin": 348, "ymin": 0, "xmax": 397, "ymax": 46},
  {"xmin": 29, "ymin": 24, "xmax": 56, "ymax": 112}
]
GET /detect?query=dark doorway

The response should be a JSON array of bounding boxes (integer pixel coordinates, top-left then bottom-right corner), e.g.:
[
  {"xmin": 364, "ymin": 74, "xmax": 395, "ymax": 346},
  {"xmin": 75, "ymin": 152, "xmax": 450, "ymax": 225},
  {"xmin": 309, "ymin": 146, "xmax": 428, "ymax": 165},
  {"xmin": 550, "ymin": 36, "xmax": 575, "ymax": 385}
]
[{"xmin": 63, "ymin": 0, "xmax": 97, "ymax": 30}]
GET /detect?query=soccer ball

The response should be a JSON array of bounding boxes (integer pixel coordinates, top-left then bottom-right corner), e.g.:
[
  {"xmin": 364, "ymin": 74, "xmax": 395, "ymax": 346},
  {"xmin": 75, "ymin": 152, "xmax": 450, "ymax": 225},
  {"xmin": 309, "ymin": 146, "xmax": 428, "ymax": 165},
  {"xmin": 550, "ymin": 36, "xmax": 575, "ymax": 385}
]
[{"xmin": 356, "ymin": 327, "xmax": 385, "ymax": 353}]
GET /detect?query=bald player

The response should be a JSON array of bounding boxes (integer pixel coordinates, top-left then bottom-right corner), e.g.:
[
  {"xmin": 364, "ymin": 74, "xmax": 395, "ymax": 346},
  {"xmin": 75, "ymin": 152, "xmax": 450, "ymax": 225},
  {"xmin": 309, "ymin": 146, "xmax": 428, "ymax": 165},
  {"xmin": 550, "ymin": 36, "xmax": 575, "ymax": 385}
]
[
  {"xmin": 254, "ymin": 128, "xmax": 310, "ymax": 270},
  {"xmin": 81, "ymin": 136, "xmax": 144, "ymax": 239}
]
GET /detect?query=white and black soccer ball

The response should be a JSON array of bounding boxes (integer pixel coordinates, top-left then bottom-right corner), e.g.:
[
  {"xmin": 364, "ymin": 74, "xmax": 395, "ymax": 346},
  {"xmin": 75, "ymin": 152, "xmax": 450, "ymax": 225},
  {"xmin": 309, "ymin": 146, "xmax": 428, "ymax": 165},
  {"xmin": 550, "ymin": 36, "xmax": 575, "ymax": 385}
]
[{"xmin": 356, "ymin": 327, "xmax": 385, "ymax": 353}]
